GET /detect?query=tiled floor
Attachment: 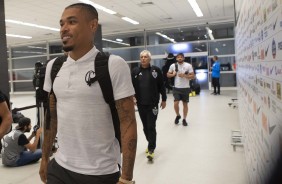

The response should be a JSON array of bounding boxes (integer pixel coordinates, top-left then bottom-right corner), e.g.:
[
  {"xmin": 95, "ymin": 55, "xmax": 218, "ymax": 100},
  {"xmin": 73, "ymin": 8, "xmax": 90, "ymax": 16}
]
[{"xmin": 0, "ymin": 90, "xmax": 249, "ymax": 184}]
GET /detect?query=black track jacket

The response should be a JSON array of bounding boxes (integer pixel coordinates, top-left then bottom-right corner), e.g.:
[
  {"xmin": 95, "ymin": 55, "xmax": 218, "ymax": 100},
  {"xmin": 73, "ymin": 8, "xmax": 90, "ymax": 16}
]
[{"xmin": 132, "ymin": 65, "xmax": 167, "ymax": 106}]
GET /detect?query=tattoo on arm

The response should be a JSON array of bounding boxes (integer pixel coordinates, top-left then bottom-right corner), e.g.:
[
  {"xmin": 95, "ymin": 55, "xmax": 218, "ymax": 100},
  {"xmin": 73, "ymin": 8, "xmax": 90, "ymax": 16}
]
[
  {"xmin": 116, "ymin": 96, "xmax": 137, "ymax": 180},
  {"xmin": 42, "ymin": 93, "xmax": 57, "ymax": 160}
]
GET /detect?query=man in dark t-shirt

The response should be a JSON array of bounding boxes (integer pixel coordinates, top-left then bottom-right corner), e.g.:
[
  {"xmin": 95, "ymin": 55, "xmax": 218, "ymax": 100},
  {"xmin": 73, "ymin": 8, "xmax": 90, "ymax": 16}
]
[{"xmin": 2, "ymin": 117, "xmax": 42, "ymax": 166}]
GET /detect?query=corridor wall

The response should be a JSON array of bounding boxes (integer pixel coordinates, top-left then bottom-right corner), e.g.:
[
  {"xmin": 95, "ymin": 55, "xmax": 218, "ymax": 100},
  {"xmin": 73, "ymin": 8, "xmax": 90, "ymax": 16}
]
[{"xmin": 236, "ymin": 0, "xmax": 282, "ymax": 183}]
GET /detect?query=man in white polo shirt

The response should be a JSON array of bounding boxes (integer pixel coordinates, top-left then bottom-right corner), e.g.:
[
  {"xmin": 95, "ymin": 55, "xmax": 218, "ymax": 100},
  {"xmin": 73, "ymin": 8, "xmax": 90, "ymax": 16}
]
[
  {"xmin": 167, "ymin": 53, "xmax": 194, "ymax": 126},
  {"xmin": 39, "ymin": 3, "xmax": 137, "ymax": 184}
]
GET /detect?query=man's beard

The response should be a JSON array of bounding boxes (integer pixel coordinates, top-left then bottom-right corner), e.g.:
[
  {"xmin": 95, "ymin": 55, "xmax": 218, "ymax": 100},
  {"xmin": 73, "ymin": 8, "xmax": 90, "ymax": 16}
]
[{"xmin": 63, "ymin": 45, "xmax": 73, "ymax": 52}]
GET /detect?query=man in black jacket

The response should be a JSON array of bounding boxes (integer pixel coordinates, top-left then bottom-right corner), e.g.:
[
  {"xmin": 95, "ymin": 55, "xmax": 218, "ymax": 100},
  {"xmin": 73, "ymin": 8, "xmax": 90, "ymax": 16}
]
[{"xmin": 132, "ymin": 50, "xmax": 167, "ymax": 161}]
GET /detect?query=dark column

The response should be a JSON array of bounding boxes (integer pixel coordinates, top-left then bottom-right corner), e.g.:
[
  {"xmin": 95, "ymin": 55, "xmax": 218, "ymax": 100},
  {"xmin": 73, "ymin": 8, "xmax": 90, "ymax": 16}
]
[
  {"xmin": 129, "ymin": 37, "xmax": 139, "ymax": 70},
  {"xmin": 0, "ymin": 0, "xmax": 10, "ymax": 98}
]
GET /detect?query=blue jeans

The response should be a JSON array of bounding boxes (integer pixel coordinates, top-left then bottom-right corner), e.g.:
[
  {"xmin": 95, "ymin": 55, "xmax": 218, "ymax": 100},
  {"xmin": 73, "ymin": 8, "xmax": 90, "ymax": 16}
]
[{"xmin": 16, "ymin": 149, "xmax": 42, "ymax": 166}]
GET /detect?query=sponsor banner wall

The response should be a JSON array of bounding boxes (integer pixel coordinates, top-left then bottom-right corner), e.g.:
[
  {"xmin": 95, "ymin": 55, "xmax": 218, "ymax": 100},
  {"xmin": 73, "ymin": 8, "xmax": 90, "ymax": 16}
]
[{"xmin": 236, "ymin": 0, "xmax": 282, "ymax": 183}]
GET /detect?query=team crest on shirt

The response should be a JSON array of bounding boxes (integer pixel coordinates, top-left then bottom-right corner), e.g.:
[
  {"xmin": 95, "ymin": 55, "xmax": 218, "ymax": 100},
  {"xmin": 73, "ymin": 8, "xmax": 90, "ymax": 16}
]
[
  {"xmin": 152, "ymin": 70, "xmax": 157, "ymax": 78},
  {"xmin": 152, "ymin": 107, "xmax": 158, "ymax": 115}
]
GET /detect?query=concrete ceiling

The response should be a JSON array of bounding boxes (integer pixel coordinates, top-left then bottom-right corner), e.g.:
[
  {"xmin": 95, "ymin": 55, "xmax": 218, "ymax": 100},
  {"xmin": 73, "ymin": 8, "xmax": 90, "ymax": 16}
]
[{"xmin": 4, "ymin": 0, "xmax": 235, "ymax": 46}]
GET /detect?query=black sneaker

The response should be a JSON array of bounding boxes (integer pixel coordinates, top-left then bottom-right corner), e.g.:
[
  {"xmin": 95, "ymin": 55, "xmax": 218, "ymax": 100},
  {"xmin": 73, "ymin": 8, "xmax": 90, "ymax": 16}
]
[
  {"xmin": 175, "ymin": 115, "xmax": 181, "ymax": 124},
  {"xmin": 183, "ymin": 119, "xmax": 188, "ymax": 126}
]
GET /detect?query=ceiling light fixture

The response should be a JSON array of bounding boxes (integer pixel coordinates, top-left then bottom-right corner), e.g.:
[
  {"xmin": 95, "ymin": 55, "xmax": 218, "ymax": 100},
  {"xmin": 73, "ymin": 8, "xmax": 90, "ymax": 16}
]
[
  {"xmin": 102, "ymin": 38, "xmax": 130, "ymax": 46},
  {"xmin": 155, "ymin": 32, "xmax": 176, "ymax": 43},
  {"xmin": 28, "ymin": 46, "xmax": 47, "ymax": 50},
  {"xmin": 13, "ymin": 51, "xmax": 45, "ymax": 54},
  {"xmin": 5, "ymin": 19, "xmax": 59, "ymax": 31},
  {"xmin": 205, "ymin": 27, "xmax": 214, "ymax": 40},
  {"xmin": 187, "ymin": 0, "xmax": 203, "ymax": 17},
  {"xmin": 79, "ymin": 0, "xmax": 117, "ymax": 14},
  {"xmin": 195, "ymin": 48, "xmax": 203, "ymax": 52},
  {"xmin": 6, "ymin": 34, "xmax": 32, "ymax": 39},
  {"xmin": 116, "ymin": 38, "xmax": 123, "ymax": 42},
  {"xmin": 121, "ymin": 17, "xmax": 139, "ymax": 25}
]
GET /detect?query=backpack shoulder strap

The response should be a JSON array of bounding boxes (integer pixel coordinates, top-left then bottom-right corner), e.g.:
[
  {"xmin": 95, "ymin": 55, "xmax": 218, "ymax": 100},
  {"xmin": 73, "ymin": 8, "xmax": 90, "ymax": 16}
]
[
  {"xmin": 175, "ymin": 63, "xmax": 178, "ymax": 72},
  {"xmin": 46, "ymin": 55, "xmax": 67, "ymax": 130},
  {"xmin": 51, "ymin": 55, "xmax": 68, "ymax": 85},
  {"xmin": 95, "ymin": 52, "xmax": 112, "ymax": 103},
  {"xmin": 95, "ymin": 52, "xmax": 122, "ymax": 149}
]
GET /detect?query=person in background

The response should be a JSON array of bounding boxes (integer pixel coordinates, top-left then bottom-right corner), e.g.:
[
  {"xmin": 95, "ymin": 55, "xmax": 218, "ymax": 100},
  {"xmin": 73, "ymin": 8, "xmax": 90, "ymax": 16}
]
[
  {"xmin": 0, "ymin": 90, "xmax": 12, "ymax": 140},
  {"xmin": 132, "ymin": 50, "xmax": 167, "ymax": 161},
  {"xmin": 0, "ymin": 90, "xmax": 13, "ymax": 155},
  {"xmin": 167, "ymin": 53, "xmax": 194, "ymax": 126},
  {"xmin": 39, "ymin": 3, "xmax": 137, "ymax": 184},
  {"xmin": 211, "ymin": 55, "xmax": 221, "ymax": 95},
  {"xmin": 1, "ymin": 117, "xmax": 42, "ymax": 167},
  {"xmin": 162, "ymin": 53, "xmax": 175, "ymax": 93}
]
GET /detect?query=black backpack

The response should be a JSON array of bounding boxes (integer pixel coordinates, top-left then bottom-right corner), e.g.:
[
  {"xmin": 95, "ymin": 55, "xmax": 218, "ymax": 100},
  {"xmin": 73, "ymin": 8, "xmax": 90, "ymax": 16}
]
[
  {"xmin": 45, "ymin": 52, "xmax": 121, "ymax": 148},
  {"xmin": 33, "ymin": 61, "xmax": 49, "ymax": 105},
  {"xmin": 168, "ymin": 63, "xmax": 178, "ymax": 87},
  {"xmin": 190, "ymin": 79, "xmax": 201, "ymax": 94}
]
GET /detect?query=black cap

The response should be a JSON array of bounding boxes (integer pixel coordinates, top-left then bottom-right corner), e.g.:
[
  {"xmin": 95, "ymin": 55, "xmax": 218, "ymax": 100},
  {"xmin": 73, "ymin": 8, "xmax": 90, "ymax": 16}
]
[
  {"xmin": 16, "ymin": 117, "xmax": 31, "ymax": 129},
  {"xmin": 167, "ymin": 53, "xmax": 174, "ymax": 60}
]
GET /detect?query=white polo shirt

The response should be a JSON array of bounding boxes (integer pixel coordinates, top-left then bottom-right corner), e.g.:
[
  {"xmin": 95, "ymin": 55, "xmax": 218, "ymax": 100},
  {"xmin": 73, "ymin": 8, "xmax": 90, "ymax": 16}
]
[
  {"xmin": 168, "ymin": 62, "xmax": 194, "ymax": 88},
  {"xmin": 44, "ymin": 47, "xmax": 135, "ymax": 175}
]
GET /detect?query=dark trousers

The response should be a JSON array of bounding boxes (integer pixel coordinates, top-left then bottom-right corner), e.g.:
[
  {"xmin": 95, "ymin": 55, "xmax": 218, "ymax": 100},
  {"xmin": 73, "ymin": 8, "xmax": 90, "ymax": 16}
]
[
  {"xmin": 212, "ymin": 77, "xmax": 220, "ymax": 94},
  {"xmin": 137, "ymin": 104, "xmax": 158, "ymax": 152},
  {"xmin": 47, "ymin": 159, "xmax": 120, "ymax": 184}
]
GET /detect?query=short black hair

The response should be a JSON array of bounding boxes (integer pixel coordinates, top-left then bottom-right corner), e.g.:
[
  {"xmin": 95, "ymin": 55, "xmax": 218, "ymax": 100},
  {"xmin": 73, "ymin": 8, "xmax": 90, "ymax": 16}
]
[
  {"xmin": 66, "ymin": 3, "xmax": 98, "ymax": 20},
  {"xmin": 176, "ymin": 53, "xmax": 184, "ymax": 57},
  {"xmin": 214, "ymin": 55, "xmax": 218, "ymax": 60},
  {"xmin": 17, "ymin": 117, "xmax": 31, "ymax": 130}
]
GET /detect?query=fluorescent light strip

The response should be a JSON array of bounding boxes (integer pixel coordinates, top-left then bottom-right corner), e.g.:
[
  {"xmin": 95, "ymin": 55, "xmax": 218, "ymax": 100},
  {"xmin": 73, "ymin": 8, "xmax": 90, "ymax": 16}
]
[
  {"xmin": 28, "ymin": 46, "xmax": 47, "ymax": 50},
  {"xmin": 102, "ymin": 38, "xmax": 130, "ymax": 46},
  {"xmin": 195, "ymin": 48, "xmax": 202, "ymax": 51},
  {"xmin": 121, "ymin": 17, "xmax": 139, "ymax": 25},
  {"xmin": 6, "ymin": 34, "xmax": 32, "ymax": 39},
  {"xmin": 209, "ymin": 33, "xmax": 214, "ymax": 40},
  {"xmin": 155, "ymin": 32, "xmax": 177, "ymax": 43},
  {"xmin": 188, "ymin": 0, "xmax": 203, "ymax": 17},
  {"xmin": 5, "ymin": 19, "xmax": 59, "ymax": 31},
  {"xmin": 14, "ymin": 51, "xmax": 44, "ymax": 54},
  {"xmin": 79, "ymin": 0, "xmax": 116, "ymax": 14},
  {"xmin": 205, "ymin": 27, "xmax": 214, "ymax": 40},
  {"xmin": 116, "ymin": 38, "xmax": 123, "ymax": 42},
  {"xmin": 79, "ymin": 1, "xmax": 138, "ymax": 25}
]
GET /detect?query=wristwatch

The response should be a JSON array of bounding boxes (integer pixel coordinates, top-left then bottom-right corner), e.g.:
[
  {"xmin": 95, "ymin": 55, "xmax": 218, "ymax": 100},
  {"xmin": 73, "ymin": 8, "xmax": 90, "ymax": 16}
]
[{"xmin": 119, "ymin": 177, "xmax": 135, "ymax": 184}]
